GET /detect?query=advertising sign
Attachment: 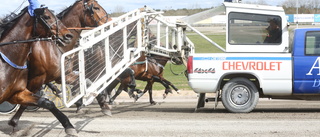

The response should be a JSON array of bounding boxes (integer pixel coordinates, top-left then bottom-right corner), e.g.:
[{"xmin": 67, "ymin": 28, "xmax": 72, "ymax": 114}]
[
  {"xmin": 294, "ymin": 14, "xmax": 314, "ymax": 23},
  {"xmin": 314, "ymin": 14, "xmax": 320, "ymax": 23}
]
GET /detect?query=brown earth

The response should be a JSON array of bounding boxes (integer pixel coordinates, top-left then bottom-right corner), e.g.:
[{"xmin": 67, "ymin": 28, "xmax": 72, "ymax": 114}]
[{"xmin": 1, "ymin": 91, "xmax": 320, "ymax": 137}]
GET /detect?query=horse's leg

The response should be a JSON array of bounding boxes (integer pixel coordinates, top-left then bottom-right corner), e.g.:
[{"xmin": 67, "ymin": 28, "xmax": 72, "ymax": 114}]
[
  {"xmin": 8, "ymin": 105, "xmax": 27, "ymax": 133},
  {"xmin": 8, "ymin": 89, "xmax": 77, "ymax": 135},
  {"xmin": 134, "ymin": 88, "xmax": 143, "ymax": 94},
  {"xmin": 134, "ymin": 83, "xmax": 149, "ymax": 101},
  {"xmin": 135, "ymin": 81, "xmax": 156, "ymax": 105},
  {"xmin": 46, "ymin": 82, "xmax": 62, "ymax": 95},
  {"xmin": 44, "ymin": 99, "xmax": 76, "ymax": 135},
  {"xmin": 126, "ymin": 68, "xmax": 136, "ymax": 97},
  {"xmin": 147, "ymin": 81, "xmax": 157, "ymax": 105},
  {"xmin": 102, "ymin": 79, "xmax": 121, "ymax": 105},
  {"xmin": 123, "ymin": 77, "xmax": 136, "ymax": 99},
  {"xmin": 162, "ymin": 78, "xmax": 180, "ymax": 93},
  {"xmin": 8, "ymin": 89, "xmax": 41, "ymax": 130},
  {"xmin": 107, "ymin": 69, "xmax": 137, "ymax": 103},
  {"xmin": 109, "ymin": 83, "xmax": 125, "ymax": 104},
  {"xmin": 152, "ymin": 76, "xmax": 172, "ymax": 99},
  {"xmin": 95, "ymin": 89, "xmax": 112, "ymax": 116},
  {"xmin": 74, "ymin": 98, "xmax": 84, "ymax": 113},
  {"xmin": 73, "ymin": 78, "xmax": 95, "ymax": 113}
]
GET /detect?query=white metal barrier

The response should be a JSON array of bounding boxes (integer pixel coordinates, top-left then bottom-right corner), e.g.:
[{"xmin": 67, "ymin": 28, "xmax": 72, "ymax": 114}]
[
  {"xmin": 60, "ymin": 9, "xmax": 145, "ymax": 107},
  {"xmin": 60, "ymin": 7, "xmax": 195, "ymax": 107},
  {"xmin": 143, "ymin": 7, "xmax": 195, "ymax": 59}
]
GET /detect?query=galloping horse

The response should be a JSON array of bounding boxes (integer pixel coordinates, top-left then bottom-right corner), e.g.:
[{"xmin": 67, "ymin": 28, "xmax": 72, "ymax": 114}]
[
  {"xmin": 133, "ymin": 53, "xmax": 180, "ymax": 101},
  {"xmin": 0, "ymin": 7, "xmax": 76, "ymax": 135},
  {"xmin": 108, "ymin": 51, "xmax": 180, "ymax": 105},
  {"xmin": 8, "ymin": 0, "xmax": 111, "ymax": 130},
  {"xmin": 103, "ymin": 25, "xmax": 180, "ymax": 106},
  {"xmin": 58, "ymin": 0, "xmax": 111, "ymax": 114}
]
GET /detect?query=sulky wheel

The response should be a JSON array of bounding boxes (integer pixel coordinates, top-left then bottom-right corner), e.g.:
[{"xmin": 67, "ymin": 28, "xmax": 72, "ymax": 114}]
[
  {"xmin": 221, "ymin": 77, "xmax": 259, "ymax": 113},
  {"xmin": 43, "ymin": 82, "xmax": 72, "ymax": 109},
  {"xmin": 0, "ymin": 101, "xmax": 20, "ymax": 114}
]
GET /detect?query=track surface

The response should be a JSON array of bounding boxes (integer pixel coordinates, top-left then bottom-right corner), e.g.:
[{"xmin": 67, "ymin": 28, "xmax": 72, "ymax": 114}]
[{"xmin": 1, "ymin": 93, "xmax": 320, "ymax": 137}]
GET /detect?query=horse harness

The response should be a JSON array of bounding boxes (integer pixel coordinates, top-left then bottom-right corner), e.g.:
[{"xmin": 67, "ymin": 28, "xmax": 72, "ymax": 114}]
[
  {"xmin": 131, "ymin": 56, "xmax": 165, "ymax": 72},
  {"xmin": 83, "ymin": 0, "xmax": 109, "ymax": 27},
  {"xmin": 0, "ymin": 8, "xmax": 65, "ymax": 69}
]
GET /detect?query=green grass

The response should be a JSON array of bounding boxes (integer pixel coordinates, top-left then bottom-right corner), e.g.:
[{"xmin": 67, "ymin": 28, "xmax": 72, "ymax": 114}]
[
  {"xmin": 187, "ymin": 34, "xmax": 226, "ymax": 53},
  {"xmin": 134, "ymin": 63, "xmax": 191, "ymax": 91},
  {"xmin": 134, "ymin": 33, "xmax": 226, "ymax": 91}
]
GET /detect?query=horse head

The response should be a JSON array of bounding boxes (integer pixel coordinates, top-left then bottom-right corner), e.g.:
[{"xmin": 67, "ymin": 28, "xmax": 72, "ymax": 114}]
[
  {"xmin": 82, "ymin": 0, "xmax": 110, "ymax": 26},
  {"xmin": 33, "ymin": 7, "xmax": 73, "ymax": 46}
]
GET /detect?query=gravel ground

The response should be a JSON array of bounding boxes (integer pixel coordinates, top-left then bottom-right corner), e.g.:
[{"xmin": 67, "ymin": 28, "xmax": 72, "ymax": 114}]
[{"xmin": 1, "ymin": 91, "xmax": 320, "ymax": 137}]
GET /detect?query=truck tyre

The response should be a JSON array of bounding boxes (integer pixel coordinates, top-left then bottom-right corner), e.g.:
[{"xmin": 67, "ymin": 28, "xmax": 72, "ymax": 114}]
[{"xmin": 221, "ymin": 77, "xmax": 259, "ymax": 113}]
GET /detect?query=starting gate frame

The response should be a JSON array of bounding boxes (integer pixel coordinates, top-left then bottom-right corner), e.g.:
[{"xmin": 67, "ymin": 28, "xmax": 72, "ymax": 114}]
[{"xmin": 60, "ymin": 6, "xmax": 195, "ymax": 108}]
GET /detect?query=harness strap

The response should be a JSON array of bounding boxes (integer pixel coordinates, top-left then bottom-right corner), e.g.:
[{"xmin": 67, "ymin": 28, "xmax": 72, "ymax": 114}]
[
  {"xmin": 67, "ymin": 27, "xmax": 94, "ymax": 30},
  {"xmin": 131, "ymin": 58, "xmax": 165, "ymax": 69},
  {"xmin": 0, "ymin": 37, "xmax": 52, "ymax": 69},
  {"xmin": 0, "ymin": 52, "xmax": 27, "ymax": 69},
  {"xmin": 148, "ymin": 59, "xmax": 164, "ymax": 69},
  {"xmin": 0, "ymin": 37, "xmax": 52, "ymax": 46},
  {"xmin": 132, "ymin": 61, "xmax": 146, "ymax": 65}
]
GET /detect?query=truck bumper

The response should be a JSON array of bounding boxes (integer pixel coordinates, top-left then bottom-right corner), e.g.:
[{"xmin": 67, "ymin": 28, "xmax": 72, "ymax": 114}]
[{"xmin": 188, "ymin": 79, "xmax": 218, "ymax": 93}]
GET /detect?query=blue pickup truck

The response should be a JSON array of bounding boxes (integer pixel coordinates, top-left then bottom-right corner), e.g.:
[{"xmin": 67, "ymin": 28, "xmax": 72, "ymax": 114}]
[{"xmin": 187, "ymin": 2, "xmax": 320, "ymax": 113}]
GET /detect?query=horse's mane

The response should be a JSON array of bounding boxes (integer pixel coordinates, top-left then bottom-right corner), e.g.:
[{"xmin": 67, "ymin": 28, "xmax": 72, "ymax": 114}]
[
  {"xmin": 57, "ymin": 0, "xmax": 81, "ymax": 19},
  {"xmin": 0, "ymin": 7, "xmax": 28, "ymax": 38}
]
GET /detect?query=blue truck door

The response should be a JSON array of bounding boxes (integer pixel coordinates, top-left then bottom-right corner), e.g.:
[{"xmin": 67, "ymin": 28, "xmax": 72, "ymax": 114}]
[{"xmin": 293, "ymin": 29, "xmax": 320, "ymax": 94}]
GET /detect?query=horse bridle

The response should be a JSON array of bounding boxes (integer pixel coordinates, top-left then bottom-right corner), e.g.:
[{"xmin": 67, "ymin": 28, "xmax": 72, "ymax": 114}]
[
  {"xmin": 83, "ymin": 1, "xmax": 109, "ymax": 27},
  {"xmin": 0, "ymin": 8, "xmax": 57, "ymax": 46},
  {"xmin": 33, "ymin": 7, "xmax": 62, "ymax": 44}
]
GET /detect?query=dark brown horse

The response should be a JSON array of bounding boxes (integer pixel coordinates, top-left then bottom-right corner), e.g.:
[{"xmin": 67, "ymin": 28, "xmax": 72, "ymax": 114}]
[
  {"xmin": 26, "ymin": 0, "xmax": 110, "ymax": 93},
  {"xmin": 60, "ymin": 0, "xmax": 111, "ymax": 114},
  {"xmin": 133, "ymin": 53, "xmax": 180, "ymax": 102},
  {"xmin": 0, "ymin": 7, "xmax": 76, "ymax": 135},
  {"xmin": 7, "ymin": 0, "xmax": 111, "ymax": 132},
  {"xmin": 102, "ymin": 26, "xmax": 180, "ymax": 106},
  {"xmin": 107, "ymin": 51, "xmax": 180, "ymax": 105}
]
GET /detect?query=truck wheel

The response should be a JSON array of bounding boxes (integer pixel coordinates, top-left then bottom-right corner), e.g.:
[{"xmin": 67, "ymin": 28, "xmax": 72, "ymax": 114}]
[{"xmin": 221, "ymin": 77, "xmax": 259, "ymax": 113}]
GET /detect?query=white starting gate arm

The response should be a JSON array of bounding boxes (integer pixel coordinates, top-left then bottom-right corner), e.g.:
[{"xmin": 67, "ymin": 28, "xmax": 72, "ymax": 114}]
[
  {"xmin": 60, "ymin": 6, "xmax": 195, "ymax": 107},
  {"xmin": 143, "ymin": 7, "xmax": 195, "ymax": 63},
  {"xmin": 61, "ymin": 8, "xmax": 146, "ymax": 107}
]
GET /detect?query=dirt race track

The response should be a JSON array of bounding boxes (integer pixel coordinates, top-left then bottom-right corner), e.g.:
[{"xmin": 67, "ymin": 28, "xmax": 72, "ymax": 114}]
[{"xmin": 1, "ymin": 91, "xmax": 320, "ymax": 137}]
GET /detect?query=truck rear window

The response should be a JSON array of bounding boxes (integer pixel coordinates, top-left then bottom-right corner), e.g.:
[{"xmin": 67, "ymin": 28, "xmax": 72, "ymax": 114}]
[
  {"xmin": 305, "ymin": 31, "xmax": 320, "ymax": 55},
  {"xmin": 228, "ymin": 12, "xmax": 282, "ymax": 45}
]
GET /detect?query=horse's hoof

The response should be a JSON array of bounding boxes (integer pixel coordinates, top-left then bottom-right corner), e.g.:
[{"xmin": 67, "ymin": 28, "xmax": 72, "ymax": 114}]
[
  {"xmin": 109, "ymin": 101, "xmax": 114, "ymax": 105},
  {"xmin": 65, "ymin": 128, "xmax": 78, "ymax": 136},
  {"xmin": 101, "ymin": 103, "xmax": 112, "ymax": 116},
  {"xmin": 106, "ymin": 104, "xmax": 112, "ymax": 110},
  {"xmin": 134, "ymin": 96, "xmax": 139, "ymax": 102},
  {"xmin": 130, "ymin": 94, "xmax": 136, "ymax": 99},
  {"xmin": 8, "ymin": 120, "xmax": 17, "ymax": 128},
  {"xmin": 150, "ymin": 101, "xmax": 157, "ymax": 105},
  {"xmin": 163, "ymin": 93, "xmax": 168, "ymax": 99},
  {"xmin": 113, "ymin": 101, "xmax": 119, "ymax": 105},
  {"xmin": 109, "ymin": 101, "xmax": 118, "ymax": 105},
  {"xmin": 76, "ymin": 109, "xmax": 84, "ymax": 114},
  {"xmin": 101, "ymin": 109, "xmax": 112, "ymax": 116},
  {"xmin": 176, "ymin": 90, "xmax": 180, "ymax": 94},
  {"xmin": 128, "ymin": 92, "xmax": 134, "ymax": 98},
  {"xmin": 165, "ymin": 89, "xmax": 172, "ymax": 95}
]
